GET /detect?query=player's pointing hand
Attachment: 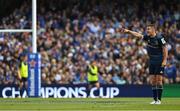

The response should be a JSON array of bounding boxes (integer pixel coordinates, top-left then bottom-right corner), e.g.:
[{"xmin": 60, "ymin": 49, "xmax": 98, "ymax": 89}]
[{"xmin": 119, "ymin": 28, "xmax": 129, "ymax": 33}]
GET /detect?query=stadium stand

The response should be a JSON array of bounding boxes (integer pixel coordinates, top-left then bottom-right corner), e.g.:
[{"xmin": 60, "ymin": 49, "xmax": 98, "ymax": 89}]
[{"xmin": 0, "ymin": 0, "xmax": 179, "ymax": 85}]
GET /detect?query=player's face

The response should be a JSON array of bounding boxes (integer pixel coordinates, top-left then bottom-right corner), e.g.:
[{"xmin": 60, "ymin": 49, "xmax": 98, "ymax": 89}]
[
  {"xmin": 92, "ymin": 61, "xmax": 97, "ymax": 66},
  {"xmin": 23, "ymin": 56, "xmax": 28, "ymax": 61},
  {"xmin": 146, "ymin": 26, "xmax": 155, "ymax": 36}
]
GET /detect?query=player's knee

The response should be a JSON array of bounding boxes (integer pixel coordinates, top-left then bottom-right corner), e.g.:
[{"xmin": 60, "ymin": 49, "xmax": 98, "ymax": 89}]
[
  {"xmin": 150, "ymin": 76, "xmax": 156, "ymax": 86},
  {"xmin": 157, "ymin": 81, "xmax": 163, "ymax": 85},
  {"xmin": 96, "ymin": 83, "xmax": 100, "ymax": 89},
  {"xmin": 19, "ymin": 83, "xmax": 23, "ymax": 88},
  {"xmin": 156, "ymin": 78, "xmax": 163, "ymax": 85},
  {"xmin": 25, "ymin": 82, "xmax": 28, "ymax": 88},
  {"xmin": 150, "ymin": 78, "xmax": 156, "ymax": 85},
  {"xmin": 151, "ymin": 81, "xmax": 156, "ymax": 86},
  {"xmin": 156, "ymin": 76, "xmax": 163, "ymax": 85}
]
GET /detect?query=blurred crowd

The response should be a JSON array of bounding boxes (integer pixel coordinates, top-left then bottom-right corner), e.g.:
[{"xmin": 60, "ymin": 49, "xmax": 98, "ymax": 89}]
[{"xmin": 0, "ymin": 0, "xmax": 180, "ymax": 85}]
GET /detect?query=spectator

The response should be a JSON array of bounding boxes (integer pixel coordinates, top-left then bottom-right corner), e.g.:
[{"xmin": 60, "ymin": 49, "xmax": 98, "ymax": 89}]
[
  {"xmin": 0, "ymin": 0, "xmax": 179, "ymax": 85},
  {"xmin": 165, "ymin": 62, "xmax": 177, "ymax": 83}
]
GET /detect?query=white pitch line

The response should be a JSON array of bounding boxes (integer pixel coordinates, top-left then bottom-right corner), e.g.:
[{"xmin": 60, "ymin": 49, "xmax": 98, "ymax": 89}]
[{"xmin": 0, "ymin": 109, "xmax": 179, "ymax": 111}]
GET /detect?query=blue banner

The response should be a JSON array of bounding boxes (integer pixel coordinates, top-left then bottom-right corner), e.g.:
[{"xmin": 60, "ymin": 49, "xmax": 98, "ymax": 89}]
[
  {"xmin": 0, "ymin": 85, "xmax": 152, "ymax": 98},
  {"xmin": 28, "ymin": 53, "xmax": 41, "ymax": 97}
]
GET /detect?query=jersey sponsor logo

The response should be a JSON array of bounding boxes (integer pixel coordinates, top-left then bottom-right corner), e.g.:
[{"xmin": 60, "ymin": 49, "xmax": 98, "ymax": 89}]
[{"xmin": 161, "ymin": 38, "xmax": 166, "ymax": 44}]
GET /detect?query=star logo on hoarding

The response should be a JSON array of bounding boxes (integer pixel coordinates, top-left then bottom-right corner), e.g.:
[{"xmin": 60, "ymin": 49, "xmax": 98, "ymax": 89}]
[{"xmin": 29, "ymin": 60, "xmax": 36, "ymax": 68}]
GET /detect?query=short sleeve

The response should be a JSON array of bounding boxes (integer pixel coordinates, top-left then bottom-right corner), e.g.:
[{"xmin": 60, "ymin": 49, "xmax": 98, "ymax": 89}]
[
  {"xmin": 158, "ymin": 35, "xmax": 166, "ymax": 46},
  {"xmin": 142, "ymin": 34, "xmax": 148, "ymax": 41}
]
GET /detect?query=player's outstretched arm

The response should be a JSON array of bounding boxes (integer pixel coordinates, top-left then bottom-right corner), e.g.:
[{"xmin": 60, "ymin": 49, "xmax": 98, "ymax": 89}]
[{"xmin": 119, "ymin": 28, "xmax": 143, "ymax": 39}]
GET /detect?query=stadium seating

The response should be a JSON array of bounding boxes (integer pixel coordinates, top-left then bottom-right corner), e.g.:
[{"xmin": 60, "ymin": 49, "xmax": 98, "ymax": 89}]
[{"xmin": 0, "ymin": 0, "xmax": 179, "ymax": 85}]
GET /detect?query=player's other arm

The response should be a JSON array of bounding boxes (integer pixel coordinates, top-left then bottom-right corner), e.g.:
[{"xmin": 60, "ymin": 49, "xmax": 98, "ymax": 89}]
[
  {"xmin": 18, "ymin": 69, "xmax": 21, "ymax": 80},
  {"xmin": 162, "ymin": 45, "xmax": 168, "ymax": 66},
  {"xmin": 119, "ymin": 28, "xmax": 143, "ymax": 39},
  {"xmin": 159, "ymin": 36, "xmax": 168, "ymax": 66}
]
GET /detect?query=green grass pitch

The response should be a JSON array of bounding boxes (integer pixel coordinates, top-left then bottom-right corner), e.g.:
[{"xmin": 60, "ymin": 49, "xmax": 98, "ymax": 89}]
[{"xmin": 0, "ymin": 98, "xmax": 180, "ymax": 111}]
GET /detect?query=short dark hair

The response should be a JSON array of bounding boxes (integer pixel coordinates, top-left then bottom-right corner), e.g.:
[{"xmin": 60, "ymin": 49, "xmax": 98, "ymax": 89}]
[{"xmin": 147, "ymin": 24, "xmax": 155, "ymax": 28}]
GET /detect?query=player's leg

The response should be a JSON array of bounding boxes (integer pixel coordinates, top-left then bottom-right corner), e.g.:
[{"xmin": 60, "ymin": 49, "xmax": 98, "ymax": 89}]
[
  {"xmin": 149, "ymin": 63, "xmax": 158, "ymax": 104},
  {"xmin": 154, "ymin": 64, "xmax": 164, "ymax": 104},
  {"xmin": 19, "ymin": 80, "xmax": 24, "ymax": 98},
  {"xmin": 87, "ymin": 83, "xmax": 92, "ymax": 98},
  {"xmin": 95, "ymin": 82, "xmax": 100, "ymax": 89},
  {"xmin": 150, "ymin": 75, "xmax": 158, "ymax": 103},
  {"xmin": 24, "ymin": 79, "xmax": 29, "ymax": 97},
  {"xmin": 95, "ymin": 82, "xmax": 100, "ymax": 97},
  {"xmin": 156, "ymin": 75, "xmax": 163, "ymax": 101}
]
